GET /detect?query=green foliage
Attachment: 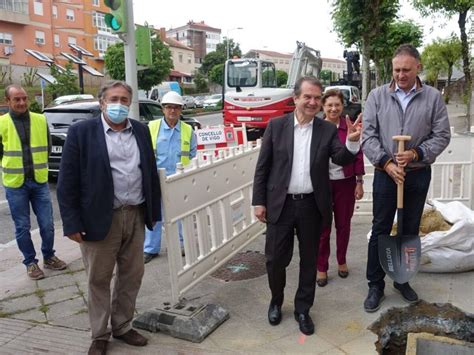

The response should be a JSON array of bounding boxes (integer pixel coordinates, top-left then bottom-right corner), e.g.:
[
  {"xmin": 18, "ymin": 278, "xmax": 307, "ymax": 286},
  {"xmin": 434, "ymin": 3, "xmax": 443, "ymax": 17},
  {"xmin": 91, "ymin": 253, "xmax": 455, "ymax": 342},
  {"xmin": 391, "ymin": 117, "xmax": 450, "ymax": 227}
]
[
  {"xmin": 276, "ymin": 70, "xmax": 288, "ymax": 87},
  {"xmin": 28, "ymin": 100, "xmax": 42, "ymax": 113},
  {"xmin": 47, "ymin": 62, "xmax": 80, "ymax": 98},
  {"xmin": 412, "ymin": 0, "xmax": 471, "ymax": 15},
  {"xmin": 371, "ymin": 20, "xmax": 424, "ymax": 83},
  {"xmin": 193, "ymin": 71, "xmax": 208, "ymax": 92},
  {"xmin": 0, "ymin": 65, "xmax": 13, "ymax": 86},
  {"xmin": 104, "ymin": 37, "xmax": 173, "ymax": 92},
  {"xmin": 208, "ymin": 63, "xmax": 225, "ymax": 86},
  {"xmin": 200, "ymin": 38, "xmax": 242, "ymax": 75},
  {"xmin": 319, "ymin": 69, "xmax": 333, "ymax": 84},
  {"xmin": 21, "ymin": 67, "xmax": 38, "ymax": 87}
]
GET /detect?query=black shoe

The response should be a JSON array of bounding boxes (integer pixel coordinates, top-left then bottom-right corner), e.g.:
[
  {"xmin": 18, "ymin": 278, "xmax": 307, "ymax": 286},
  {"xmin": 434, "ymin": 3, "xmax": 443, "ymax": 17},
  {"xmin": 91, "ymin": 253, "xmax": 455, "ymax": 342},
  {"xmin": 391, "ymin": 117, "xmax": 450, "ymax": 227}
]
[
  {"xmin": 338, "ymin": 270, "xmax": 349, "ymax": 278},
  {"xmin": 268, "ymin": 304, "xmax": 282, "ymax": 326},
  {"xmin": 364, "ymin": 287, "xmax": 385, "ymax": 313},
  {"xmin": 143, "ymin": 253, "xmax": 159, "ymax": 264},
  {"xmin": 294, "ymin": 312, "xmax": 314, "ymax": 335},
  {"xmin": 316, "ymin": 278, "xmax": 328, "ymax": 287},
  {"xmin": 393, "ymin": 282, "xmax": 419, "ymax": 303}
]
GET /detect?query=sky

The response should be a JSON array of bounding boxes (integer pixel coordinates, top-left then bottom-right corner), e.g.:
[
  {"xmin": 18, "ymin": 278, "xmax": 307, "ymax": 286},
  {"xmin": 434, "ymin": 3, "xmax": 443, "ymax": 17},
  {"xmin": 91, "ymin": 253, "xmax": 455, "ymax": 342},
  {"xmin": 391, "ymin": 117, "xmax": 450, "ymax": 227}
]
[{"xmin": 132, "ymin": 0, "xmax": 463, "ymax": 60}]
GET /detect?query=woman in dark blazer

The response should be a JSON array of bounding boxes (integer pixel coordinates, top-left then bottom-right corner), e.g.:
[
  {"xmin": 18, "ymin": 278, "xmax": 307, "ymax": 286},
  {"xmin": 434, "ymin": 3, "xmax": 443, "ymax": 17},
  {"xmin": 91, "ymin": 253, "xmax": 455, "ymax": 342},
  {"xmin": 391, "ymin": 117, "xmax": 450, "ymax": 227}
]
[{"xmin": 316, "ymin": 89, "xmax": 364, "ymax": 287}]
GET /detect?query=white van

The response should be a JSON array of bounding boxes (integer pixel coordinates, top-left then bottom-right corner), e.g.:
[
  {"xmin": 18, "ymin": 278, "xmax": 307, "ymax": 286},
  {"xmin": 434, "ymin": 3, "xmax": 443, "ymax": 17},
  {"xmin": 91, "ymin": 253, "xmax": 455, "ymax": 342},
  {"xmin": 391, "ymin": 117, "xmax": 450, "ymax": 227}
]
[{"xmin": 149, "ymin": 81, "xmax": 182, "ymax": 104}]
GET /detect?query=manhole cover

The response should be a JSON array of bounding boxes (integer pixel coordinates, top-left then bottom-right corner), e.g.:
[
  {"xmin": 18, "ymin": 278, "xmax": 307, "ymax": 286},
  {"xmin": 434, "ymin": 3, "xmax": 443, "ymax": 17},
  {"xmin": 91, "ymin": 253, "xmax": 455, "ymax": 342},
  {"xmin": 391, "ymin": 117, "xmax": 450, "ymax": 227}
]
[{"xmin": 211, "ymin": 251, "xmax": 266, "ymax": 282}]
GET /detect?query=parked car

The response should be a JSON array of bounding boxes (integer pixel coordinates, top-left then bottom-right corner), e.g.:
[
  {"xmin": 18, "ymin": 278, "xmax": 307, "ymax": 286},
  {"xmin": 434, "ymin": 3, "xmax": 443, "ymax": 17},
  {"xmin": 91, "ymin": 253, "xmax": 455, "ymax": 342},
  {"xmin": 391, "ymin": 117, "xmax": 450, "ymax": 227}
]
[
  {"xmin": 194, "ymin": 95, "xmax": 208, "ymax": 108},
  {"xmin": 182, "ymin": 96, "xmax": 196, "ymax": 109},
  {"xmin": 203, "ymin": 94, "xmax": 223, "ymax": 109},
  {"xmin": 323, "ymin": 85, "xmax": 362, "ymax": 120},
  {"xmin": 47, "ymin": 94, "xmax": 94, "ymax": 107},
  {"xmin": 43, "ymin": 99, "xmax": 201, "ymax": 176}
]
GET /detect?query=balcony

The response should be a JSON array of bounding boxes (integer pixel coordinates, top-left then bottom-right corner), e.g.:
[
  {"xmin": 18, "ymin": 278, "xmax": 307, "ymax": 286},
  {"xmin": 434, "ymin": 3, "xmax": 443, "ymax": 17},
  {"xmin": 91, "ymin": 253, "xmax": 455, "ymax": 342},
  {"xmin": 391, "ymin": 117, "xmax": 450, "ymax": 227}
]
[{"xmin": 0, "ymin": 0, "xmax": 30, "ymax": 25}]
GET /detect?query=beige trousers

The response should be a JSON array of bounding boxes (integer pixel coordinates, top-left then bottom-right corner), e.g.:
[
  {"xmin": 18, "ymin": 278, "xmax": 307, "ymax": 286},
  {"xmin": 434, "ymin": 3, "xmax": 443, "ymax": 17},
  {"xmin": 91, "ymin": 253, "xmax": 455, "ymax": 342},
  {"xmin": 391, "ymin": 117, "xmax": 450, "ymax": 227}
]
[{"xmin": 80, "ymin": 205, "xmax": 145, "ymax": 340}]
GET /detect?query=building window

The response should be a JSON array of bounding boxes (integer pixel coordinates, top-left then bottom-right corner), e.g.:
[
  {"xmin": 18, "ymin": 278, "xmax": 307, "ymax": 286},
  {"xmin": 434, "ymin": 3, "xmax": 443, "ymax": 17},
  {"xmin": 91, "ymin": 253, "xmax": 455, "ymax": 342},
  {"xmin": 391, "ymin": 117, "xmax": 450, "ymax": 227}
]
[
  {"xmin": 92, "ymin": 12, "xmax": 112, "ymax": 33},
  {"xmin": 178, "ymin": 53, "xmax": 183, "ymax": 63},
  {"xmin": 33, "ymin": 0, "xmax": 43, "ymax": 15},
  {"xmin": 35, "ymin": 31, "xmax": 45, "ymax": 45},
  {"xmin": 0, "ymin": 32, "xmax": 13, "ymax": 45},
  {"xmin": 94, "ymin": 35, "xmax": 119, "ymax": 57},
  {"xmin": 92, "ymin": 0, "xmax": 99, "ymax": 6},
  {"xmin": 66, "ymin": 8, "xmax": 75, "ymax": 21},
  {"xmin": 52, "ymin": 5, "xmax": 57, "ymax": 18},
  {"xmin": 54, "ymin": 34, "xmax": 60, "ymax": 47},
  {"xmin": 188, "ymin": 54, "xmax": 192, "ymax": 64},
  {"xmin": 68, "ymin": 36, "xmax": 76, "ymax": 45}
]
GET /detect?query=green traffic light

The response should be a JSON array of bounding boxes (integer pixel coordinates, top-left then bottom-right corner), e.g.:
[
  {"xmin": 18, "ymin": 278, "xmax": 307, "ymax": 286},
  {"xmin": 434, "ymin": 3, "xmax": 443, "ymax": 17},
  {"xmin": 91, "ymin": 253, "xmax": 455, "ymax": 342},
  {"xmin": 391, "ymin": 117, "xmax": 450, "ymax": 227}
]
[
  {"xmin": 104, "ymin": 0, "xmax": 126, "ymax": 33},
  {"xmin": 105, "ymin": 13, "xmax": 122, "ymax": 31}
]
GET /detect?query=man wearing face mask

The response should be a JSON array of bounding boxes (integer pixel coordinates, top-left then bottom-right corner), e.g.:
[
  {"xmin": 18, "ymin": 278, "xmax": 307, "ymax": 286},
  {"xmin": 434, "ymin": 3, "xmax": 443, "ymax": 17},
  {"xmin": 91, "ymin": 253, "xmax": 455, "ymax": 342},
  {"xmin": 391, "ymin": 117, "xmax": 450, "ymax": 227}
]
[
  {"xmin": 143, "ymin": 91, "xmax": 197, "ymax": 263},
  {"xmin": 57, "ymin": 81, "xmax": 161, "ymax": 355}
]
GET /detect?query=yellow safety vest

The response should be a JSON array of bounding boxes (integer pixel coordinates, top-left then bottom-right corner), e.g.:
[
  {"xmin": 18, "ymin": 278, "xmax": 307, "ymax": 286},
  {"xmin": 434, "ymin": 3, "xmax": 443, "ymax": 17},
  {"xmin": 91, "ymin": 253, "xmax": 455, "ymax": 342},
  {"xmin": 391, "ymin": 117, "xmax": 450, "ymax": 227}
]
[
  {"xmin": 148, "ymin": 119, "xmax": 193, "ymax": 166},
  {"xmin": 0, "ymin": 112, "xmax": 49, "ymax": 187}
]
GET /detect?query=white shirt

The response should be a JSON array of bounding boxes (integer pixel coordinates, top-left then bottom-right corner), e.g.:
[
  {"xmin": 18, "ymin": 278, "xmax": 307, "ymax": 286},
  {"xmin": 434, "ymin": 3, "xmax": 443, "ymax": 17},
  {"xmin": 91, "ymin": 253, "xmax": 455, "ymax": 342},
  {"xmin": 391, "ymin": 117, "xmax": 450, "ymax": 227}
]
[
  {"xmin": 288, "ymin": 116, "xmax": 314, "ymax": 194},
  {"xmin": 288, "ymin": 115, "xmax": 361, "ymax": 193}
]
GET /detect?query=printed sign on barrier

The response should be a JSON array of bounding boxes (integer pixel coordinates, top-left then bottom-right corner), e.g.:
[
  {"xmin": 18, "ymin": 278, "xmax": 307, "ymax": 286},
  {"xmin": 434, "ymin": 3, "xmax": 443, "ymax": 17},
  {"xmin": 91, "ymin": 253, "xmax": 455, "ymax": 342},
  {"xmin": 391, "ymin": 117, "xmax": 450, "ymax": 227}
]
[{"xmin": 196, "ymin": 127, "xmax": 235, "ymax": 145}]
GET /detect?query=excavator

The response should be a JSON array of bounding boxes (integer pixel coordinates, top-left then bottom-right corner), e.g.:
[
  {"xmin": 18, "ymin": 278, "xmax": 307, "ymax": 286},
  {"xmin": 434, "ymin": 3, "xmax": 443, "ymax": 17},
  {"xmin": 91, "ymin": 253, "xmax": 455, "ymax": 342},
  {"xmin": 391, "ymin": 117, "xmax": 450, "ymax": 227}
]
[{"xmin": 223, "ymin": 41, "xmax": 322, "ymax": 139}]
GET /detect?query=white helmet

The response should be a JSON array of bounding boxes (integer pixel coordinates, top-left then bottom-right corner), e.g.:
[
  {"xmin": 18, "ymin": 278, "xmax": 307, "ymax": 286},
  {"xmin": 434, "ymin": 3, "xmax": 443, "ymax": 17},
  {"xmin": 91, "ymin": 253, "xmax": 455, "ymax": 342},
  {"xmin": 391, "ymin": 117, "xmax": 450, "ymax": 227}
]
[{"xmin": 161, "ymin": 91, "xmax": 183, "ymax": 106}]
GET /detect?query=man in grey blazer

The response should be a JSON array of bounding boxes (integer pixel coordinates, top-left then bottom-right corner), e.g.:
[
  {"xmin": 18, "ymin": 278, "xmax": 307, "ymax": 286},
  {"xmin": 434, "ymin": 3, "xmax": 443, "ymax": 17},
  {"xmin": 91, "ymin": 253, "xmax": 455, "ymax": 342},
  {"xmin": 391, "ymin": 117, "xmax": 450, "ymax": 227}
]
[{"xmin": 252, "ymin": 76, "xmax": 361, "ymax": 335}]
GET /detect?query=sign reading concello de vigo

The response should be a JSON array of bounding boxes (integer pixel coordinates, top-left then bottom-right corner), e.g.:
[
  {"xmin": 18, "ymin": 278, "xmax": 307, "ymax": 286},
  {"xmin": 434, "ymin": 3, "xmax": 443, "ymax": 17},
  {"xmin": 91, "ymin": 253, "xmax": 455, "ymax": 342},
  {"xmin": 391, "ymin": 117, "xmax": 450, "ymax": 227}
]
[{"xmin": 196, "ymin": 127, "xmax": 235, "ymax": 145}]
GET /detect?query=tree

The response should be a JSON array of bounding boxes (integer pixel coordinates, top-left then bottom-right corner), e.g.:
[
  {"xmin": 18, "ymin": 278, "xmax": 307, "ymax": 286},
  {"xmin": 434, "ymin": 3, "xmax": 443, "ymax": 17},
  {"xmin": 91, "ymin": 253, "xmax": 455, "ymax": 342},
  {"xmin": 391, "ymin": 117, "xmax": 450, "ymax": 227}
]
[
  {"xmin": 193, "ymin": 71, "xmax": 208, "ymax": 93},
  {"xmin": 371, "ymin": 20, "xmax": 423, "ymax": 85},
  {"xmin": 47, "ymin": 62, "xmax": 79, "ymax": 98},
  {"xmin": 208, "ymin": 63, "xmax": 224, "ymax": 86},
  {"xmin": 412, "ymin": 0, "xmax": 472, "ymax": 129},
  {"xmin": 332, "ymin": 0, "xmax": 400, "ymax": 100},
  {"xmin": 319, "ymin": 69, "xmax": 333, "ymax": 85},
  {"xmin": 200, "ymin": 38, "xmax": 242, "ymax": 75},
  {"xmin": 422, "ymin": 35, "xmax": 462, "ymax": 102},
  {"xmin": 276, "ymin": 70, "xmax": 288, "ymax": 87},
  {"xmin": 422, "ymin": 41, "xmax": 445, "ymax": 87},
  {"xmin": 104, "ymin": 36, "xmax": 173, "ymax": 92}
]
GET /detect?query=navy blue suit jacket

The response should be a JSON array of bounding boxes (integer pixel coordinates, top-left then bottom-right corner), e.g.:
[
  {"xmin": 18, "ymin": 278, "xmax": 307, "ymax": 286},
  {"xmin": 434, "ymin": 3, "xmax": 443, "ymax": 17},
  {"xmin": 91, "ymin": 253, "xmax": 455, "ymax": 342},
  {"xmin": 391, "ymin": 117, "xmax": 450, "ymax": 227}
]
[{"xmin": 57, "ymin": 116, "xmax": 161, "ymax": 241}]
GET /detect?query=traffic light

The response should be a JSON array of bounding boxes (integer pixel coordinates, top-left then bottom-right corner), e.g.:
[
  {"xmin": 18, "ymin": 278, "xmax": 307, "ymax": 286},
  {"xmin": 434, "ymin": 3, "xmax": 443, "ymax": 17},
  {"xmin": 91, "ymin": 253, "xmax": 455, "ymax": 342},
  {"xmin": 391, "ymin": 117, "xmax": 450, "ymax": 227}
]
[{"xmin": 104, "ymin": 0, "xmax": 127, "ymax": 33}]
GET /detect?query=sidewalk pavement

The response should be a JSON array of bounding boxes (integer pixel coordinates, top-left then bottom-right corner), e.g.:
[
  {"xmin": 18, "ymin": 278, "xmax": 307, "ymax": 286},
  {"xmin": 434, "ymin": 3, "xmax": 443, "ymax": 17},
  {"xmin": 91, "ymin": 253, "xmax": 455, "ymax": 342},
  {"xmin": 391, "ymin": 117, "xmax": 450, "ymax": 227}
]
[
  {"xmin": 0, "ymin": 215, "xmax": 472, "ymax": 354},
  {"xmin": 0, "ymin": 100, "xmax": 472, "ymax": 354}
]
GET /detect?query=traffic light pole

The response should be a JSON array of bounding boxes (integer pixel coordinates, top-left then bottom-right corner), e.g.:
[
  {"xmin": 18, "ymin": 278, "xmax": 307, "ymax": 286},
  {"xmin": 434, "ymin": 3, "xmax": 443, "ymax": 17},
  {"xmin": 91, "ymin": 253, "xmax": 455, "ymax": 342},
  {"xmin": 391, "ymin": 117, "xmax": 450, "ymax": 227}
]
[{"xmin": 122, "ymin": 0, "xmax": 139, "ymax": 120}]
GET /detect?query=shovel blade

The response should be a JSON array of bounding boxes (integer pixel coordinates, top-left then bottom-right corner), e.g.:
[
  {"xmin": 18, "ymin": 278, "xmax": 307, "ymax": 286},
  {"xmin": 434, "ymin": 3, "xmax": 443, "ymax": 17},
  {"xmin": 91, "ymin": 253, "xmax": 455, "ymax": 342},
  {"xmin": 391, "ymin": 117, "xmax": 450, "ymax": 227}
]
[{"xmin": 378, "ymin": 234, "xmax": 421, "ymax": 284}]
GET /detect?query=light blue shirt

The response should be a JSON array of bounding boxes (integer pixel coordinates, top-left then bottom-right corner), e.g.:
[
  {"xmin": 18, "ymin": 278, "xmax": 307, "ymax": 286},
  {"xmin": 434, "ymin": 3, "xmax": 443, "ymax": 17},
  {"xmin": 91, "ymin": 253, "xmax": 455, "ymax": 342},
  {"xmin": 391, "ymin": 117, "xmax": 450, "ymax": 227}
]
[
  {"xmin": 395, "ymin": 83, "xmax": 417, "ymax": 112},
  {"xmin": 156, "ymin": 119, "xmax": 197, "ymax": 176}
]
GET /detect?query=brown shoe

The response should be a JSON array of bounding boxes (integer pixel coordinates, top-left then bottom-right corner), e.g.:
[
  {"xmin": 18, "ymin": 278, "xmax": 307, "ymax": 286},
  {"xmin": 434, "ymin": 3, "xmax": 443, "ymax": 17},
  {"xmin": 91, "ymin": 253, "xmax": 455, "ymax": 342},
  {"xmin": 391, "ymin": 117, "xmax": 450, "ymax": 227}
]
[
  {"xmin": 88, "ymin": 340, "xmax": 108, "ymax": 355},
  {"xmin": 27, "ymin": 263, "xmax": 45, "ymax": 280},
  {"xmin": 44, "ymin": 256, "xmax": 67, "ymax": 270},
  {"xmin": 113, "ymin": 329, "xmax": 148, "ymax": 346}
]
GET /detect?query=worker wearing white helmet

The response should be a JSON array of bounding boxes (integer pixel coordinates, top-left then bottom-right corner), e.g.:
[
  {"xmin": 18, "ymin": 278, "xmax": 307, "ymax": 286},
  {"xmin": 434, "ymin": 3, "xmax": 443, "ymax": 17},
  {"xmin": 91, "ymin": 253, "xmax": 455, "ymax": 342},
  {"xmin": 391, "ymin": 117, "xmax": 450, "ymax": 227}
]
[{"xmin": 144, "ymin": 91, "xmax": 197, "ymax": 263}]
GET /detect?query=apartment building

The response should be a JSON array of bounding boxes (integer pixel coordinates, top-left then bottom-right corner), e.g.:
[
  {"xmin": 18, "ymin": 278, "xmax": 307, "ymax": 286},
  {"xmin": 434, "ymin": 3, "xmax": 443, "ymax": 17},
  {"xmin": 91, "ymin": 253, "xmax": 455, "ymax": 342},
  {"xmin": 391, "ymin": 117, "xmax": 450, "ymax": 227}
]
[
  {"xmin": 166, "ymin": 20, "xmax": 221, "ymax": 66},
  {"xmin": 0, "ymin": 0, "xmax": 117, "ymax": 84},
  {"xmin": 244, "ymin": 49, "xmax": 293, "ymax": 73},
  {"xmin": 156, "ymin": 28, "xmax": 194, "ymax": 86}
]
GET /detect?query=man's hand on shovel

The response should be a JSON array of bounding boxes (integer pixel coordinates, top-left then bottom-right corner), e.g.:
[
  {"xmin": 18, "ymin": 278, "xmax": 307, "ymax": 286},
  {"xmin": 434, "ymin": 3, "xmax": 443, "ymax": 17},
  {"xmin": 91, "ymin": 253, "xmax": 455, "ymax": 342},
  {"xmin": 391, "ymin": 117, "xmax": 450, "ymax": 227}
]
[{"xmin": 384, "ymin": 162, "xmax": 405, "ymax": 185}]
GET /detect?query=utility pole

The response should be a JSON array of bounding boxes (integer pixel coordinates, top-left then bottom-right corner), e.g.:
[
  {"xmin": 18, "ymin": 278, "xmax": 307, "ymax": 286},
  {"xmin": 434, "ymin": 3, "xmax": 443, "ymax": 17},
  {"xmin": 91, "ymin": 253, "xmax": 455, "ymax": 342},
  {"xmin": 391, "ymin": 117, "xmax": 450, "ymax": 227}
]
[{"xmin": 123, "ymin": 0, "xmax": 139, "ymax": 120}]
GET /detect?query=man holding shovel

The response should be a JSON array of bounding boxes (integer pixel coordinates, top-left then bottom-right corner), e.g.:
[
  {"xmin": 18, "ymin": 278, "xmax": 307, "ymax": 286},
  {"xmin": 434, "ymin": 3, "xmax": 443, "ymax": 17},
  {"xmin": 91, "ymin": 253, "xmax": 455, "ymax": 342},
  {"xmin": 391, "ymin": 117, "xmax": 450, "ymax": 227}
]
[{"xmin": 362, "ymin": 44, "xmax": 450, "ymax": 312}]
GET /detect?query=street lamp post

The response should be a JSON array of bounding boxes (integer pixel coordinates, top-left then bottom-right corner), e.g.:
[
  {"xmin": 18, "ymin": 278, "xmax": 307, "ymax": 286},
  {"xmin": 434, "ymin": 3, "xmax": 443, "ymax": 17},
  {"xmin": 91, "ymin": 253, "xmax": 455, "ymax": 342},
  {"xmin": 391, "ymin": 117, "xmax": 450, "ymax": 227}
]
[{"xmin": 226, "ymin": 27, "xmax": 243, "ymax": 59}]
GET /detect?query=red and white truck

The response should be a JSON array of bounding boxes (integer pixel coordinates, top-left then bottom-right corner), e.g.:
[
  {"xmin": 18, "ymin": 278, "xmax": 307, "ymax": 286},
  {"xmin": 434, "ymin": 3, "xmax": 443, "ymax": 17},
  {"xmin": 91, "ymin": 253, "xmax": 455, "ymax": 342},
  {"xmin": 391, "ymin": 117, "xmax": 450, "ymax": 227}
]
[{"xmin": 223, "ymin": 42, "xmax": 322, "ymax": 139}]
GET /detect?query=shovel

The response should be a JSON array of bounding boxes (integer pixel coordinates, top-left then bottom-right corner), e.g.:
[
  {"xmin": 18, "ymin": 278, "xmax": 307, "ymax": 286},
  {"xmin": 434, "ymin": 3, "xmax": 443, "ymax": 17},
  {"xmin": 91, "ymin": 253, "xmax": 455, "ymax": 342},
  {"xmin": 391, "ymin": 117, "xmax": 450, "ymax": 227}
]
[{"xmin": 378, "ymin": 135, "xmax": 421, "ymax": 284}]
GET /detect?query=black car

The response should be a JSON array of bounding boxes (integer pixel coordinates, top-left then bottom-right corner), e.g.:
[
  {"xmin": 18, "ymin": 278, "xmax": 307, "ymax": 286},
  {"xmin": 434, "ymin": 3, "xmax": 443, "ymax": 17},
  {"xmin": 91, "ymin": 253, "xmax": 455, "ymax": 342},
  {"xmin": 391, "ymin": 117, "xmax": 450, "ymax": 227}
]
[{"xmin": 44, "ymin": 99, "xmax": 201, "ymax": 176}]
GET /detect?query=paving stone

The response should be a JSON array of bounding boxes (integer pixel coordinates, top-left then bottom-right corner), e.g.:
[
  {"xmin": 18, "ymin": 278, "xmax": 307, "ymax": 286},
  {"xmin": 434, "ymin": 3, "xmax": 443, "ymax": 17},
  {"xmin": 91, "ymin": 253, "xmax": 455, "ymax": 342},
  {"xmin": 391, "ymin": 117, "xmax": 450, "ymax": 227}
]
[
  {"xmin": 43, "ymin": 285, "xmax": 82, "ymax": 305},
  {"xmin": 66, "ymin": 258, "xmax": 86, "ymax": 273},
  {"xmin": 49, "ymin": 311, "xmax": 90, "ymax": 331},
  {"xmin": 36, "ymin": 273, "xmax": 77, "ymax": 290},
  {"xmin": 0, "ymin": 294, "xmax": 40, "ymax": 315},
  {"xmin": 46, "ymin": 296, "xmax": 87, "ymax": 322},
  {"xmin": 11, "ymin": 308, "xmax": 47, "ymax": 323}
]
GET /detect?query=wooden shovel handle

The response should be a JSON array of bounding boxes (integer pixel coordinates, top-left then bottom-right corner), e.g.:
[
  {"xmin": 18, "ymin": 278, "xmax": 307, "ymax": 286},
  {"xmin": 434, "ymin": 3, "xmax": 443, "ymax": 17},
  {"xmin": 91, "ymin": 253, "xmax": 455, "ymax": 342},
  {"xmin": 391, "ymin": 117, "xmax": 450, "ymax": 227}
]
[{"xmin": 392, "ymin": 135, "xmax": 411, "ymax": 209}]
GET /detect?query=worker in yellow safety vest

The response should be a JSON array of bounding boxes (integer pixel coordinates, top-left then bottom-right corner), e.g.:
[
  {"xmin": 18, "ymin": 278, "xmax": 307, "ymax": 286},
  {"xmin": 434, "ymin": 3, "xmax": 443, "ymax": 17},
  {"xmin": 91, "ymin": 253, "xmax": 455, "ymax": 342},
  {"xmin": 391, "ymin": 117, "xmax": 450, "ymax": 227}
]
[
  {"xmin": 0, "ymin": 85, "xmax": 66, "ymax": 280},
  {"xmin": 143, "ymin": 91, "xmax": 197, "ymax": 264}
]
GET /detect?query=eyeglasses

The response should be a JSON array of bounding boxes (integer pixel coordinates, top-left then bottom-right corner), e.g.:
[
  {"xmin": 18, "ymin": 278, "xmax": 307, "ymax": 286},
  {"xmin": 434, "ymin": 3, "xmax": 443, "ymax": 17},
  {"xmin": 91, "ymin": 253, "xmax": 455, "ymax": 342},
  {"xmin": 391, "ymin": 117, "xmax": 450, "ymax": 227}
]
[{"xmin": 163, "ymin": 105, "xmax": 182, "ymax": 111}]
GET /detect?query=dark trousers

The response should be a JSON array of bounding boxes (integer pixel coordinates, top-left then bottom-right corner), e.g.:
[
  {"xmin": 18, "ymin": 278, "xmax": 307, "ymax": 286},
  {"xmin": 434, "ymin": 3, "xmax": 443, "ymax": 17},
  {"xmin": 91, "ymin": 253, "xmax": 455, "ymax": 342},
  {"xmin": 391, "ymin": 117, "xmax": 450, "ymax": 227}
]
[
  {"xmin": 265, "ymin": 195, "xmax": 322, "ymax": 314},
  {"xmin": 318, "ymin": 177, "xmax": 356, "ymax": 272},
  {"xmin": 367, "ymin": 168, "xmax": 431, "ymax": 290}
]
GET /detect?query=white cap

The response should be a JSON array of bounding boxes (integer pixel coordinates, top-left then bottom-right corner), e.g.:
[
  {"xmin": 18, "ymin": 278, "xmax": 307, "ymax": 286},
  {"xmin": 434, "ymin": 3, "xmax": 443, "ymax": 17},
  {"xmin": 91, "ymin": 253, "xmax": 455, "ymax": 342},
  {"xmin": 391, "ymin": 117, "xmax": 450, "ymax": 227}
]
[{"xmin": 161, "ymin": 91, "xmax": 183, "ymax": 106}]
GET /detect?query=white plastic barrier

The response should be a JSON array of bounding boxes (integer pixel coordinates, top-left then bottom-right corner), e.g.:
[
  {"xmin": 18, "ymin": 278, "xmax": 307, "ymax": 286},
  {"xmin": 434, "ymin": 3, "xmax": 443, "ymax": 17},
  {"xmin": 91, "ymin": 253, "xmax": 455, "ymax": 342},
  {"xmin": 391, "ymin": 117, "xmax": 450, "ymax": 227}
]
[
  {"xmin": 160, "ymin": 141, "xmax": 265, "ymax": 303},
  {"xmin": 355, "ymin": 135, "xmax": 474, "ymax": 214}
]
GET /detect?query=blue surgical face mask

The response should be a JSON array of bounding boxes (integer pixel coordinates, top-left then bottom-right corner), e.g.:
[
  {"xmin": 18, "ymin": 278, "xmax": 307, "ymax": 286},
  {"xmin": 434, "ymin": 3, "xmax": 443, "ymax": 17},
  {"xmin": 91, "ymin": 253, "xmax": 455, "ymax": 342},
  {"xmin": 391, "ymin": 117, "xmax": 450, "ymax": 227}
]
[{"xmin": 106, "ymin": 103, "xmax": 129, "ymax": 124}]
